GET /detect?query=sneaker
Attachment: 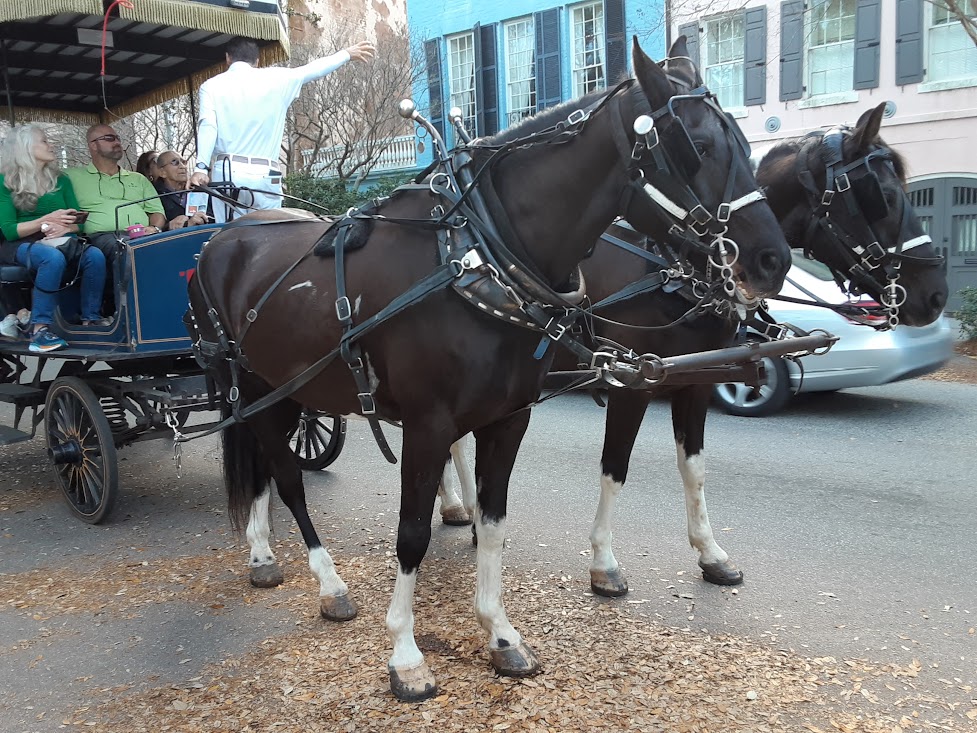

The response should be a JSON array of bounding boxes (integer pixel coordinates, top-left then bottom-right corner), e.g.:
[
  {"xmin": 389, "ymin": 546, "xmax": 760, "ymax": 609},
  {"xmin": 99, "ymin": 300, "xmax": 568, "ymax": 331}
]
[
  {"xmin": 16, "ymin": 309, "xmax": 30, "ymax": 326},
  {"xmin": 29, "ymin": 328, "xmax": 67, "ymax": 353},
  {"xmin": 0, "ymin": 315, "xmax": 18, "ymax": 339}
]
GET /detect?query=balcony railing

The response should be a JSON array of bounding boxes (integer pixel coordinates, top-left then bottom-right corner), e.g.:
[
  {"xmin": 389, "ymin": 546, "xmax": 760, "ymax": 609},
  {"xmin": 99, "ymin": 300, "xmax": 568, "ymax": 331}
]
[{"xmin": 303, "ymin": 135, "xmax": 417, "ymax": 178}]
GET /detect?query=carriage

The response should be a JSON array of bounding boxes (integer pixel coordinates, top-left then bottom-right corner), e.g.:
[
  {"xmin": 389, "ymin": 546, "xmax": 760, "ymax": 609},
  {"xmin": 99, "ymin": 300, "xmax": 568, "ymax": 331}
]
[{"xmin": 0, "ymin": 0, "xmax": 345, "ymax": 523}]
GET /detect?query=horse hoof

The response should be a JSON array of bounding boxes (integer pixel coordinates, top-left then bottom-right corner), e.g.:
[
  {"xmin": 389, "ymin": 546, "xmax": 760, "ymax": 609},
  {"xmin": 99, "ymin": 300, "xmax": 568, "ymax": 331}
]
[
  {"xmin": 249, "ymin": 562, "xmax": 284, "ymax": 588},
  {"xmin": 319, "ymin": 593, "xmax": 358, "ymax": 621},
  {"xmin": 699, "ymin": 559, "xmax": 744, "ymax": 586},
  {"xmin": 471, "ymin": 525, "xmax": 478, "ymax": 546},
  {"xmin": 590, "ymin": 568, "xmax": 629, "ymax": 597},
  {"xmin": 389, "ymin": 663, "xmax": 438, "ymax": 702},
  {"xmin": 441, "ymin": 506, "xmax": 472, "ymax": 526},
  {"xmin": 490, "ymin": 642, "xmax": 541, "ymax": 678}
]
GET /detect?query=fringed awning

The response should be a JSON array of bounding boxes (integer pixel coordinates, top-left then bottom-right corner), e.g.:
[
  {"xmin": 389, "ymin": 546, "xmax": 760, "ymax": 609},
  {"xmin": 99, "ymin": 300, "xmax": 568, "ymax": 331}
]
[
  {"xmin": 8, "ymin": 107, "xmax": 101, "ymax": 126},
  {"xmin": 119, "ymin": 0, "xmax": 289, "ymax": 58},
  {"xmin": 0, "ymin": 0, "xmax": 102, "ymax": 23}
]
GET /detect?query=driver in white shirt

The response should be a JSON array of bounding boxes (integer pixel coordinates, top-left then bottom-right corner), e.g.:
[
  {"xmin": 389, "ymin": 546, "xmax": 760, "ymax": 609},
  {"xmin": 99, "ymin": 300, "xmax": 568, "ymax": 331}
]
[{"xmin": 189, "ymin": 37, "xmax": 375, "ymax": 223}]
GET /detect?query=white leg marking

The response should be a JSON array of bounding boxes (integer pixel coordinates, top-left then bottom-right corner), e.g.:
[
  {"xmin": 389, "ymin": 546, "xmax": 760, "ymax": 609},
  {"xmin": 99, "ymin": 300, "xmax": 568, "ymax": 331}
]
[
  {"xmin": 308, "ymin": 546, "xmax": 349, "ymax": 598},
  {"xmin": 245, "ymin": 490, "xmax": 276, "ymax": 567},
  {"xmin": 386, "ymin": 567, "xmax": 424, "ymax": 671},
  {"xmin": 451, "ymin": 434, "xmax": 477, "ymax": 516},
  {"xmin": 676, "ymin": 442, "xmax": 728, "ymax": 566},
  {"xmin": 474, "ymin": 510, "xmax": 521, "ymax": 649},
  {"xmin": 437, "ymin": 457, "xmax": 464, "ymax": 514},
  {"xmin": 590, "ymin": 473, "xmax": 623, "ymax": 575},
  {"xmin": 288, "ymin": 280, "xmax": 313, "ymax": 291}
]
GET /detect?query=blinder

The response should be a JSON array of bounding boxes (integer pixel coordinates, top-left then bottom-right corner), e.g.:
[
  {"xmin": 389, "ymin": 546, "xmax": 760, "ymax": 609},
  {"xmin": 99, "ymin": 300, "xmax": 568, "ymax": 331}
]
[{"xmin": 849, "ymin": 168, "xmax": 889, "ymax": 222}]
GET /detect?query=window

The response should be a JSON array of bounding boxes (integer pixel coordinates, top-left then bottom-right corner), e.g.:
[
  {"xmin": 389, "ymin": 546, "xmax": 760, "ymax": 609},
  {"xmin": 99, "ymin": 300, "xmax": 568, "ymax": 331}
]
[
  {"xmin": 571, "ymin": 1, "xmax": 605, "ymax": 97},
  {"xmin": 807, "ymin": 0, "xmax": 856, "ymax": 96},
  {"xmin": 505, "ymin": 18, "xmax": 536, "ymax": 126},
  {"xmin": 929, "ymin": 0, "xmax": 977, "ymax": 83},
  {"xmin": 703, "ymin": 14, "xmax": 745, "ymax": 109},
  {"xmin": 447, "ymin": 32, "xmax": 476, "ymax": 137}
]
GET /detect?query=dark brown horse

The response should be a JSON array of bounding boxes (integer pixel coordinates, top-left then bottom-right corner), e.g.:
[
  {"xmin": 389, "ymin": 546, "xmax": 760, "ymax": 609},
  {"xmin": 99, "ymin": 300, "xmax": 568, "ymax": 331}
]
[
  {"xmin": 439, "ymin": 102, "xmax": 948, "ymax": 596},
  {"xmin": 187, "ymin": 38, "xmax": 790, "ymax": 701}
]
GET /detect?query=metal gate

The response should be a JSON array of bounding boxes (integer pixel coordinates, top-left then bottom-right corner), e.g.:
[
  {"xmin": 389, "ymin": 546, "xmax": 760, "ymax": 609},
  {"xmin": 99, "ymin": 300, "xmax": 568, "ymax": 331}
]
[{"xmin": 908, "ymin": 177, "xmax": 977, "ymax": 313}]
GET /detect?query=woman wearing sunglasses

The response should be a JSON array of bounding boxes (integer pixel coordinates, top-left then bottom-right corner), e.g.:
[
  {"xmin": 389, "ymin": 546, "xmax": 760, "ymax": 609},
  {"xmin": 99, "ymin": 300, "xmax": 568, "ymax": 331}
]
[{"xmin": 0, "ymin": 125, "xmax": 108, "ymax": 352}]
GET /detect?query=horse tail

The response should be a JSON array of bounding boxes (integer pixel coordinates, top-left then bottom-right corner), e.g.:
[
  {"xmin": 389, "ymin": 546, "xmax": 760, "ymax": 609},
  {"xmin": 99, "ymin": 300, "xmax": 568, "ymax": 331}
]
[{"xmin": 221, "ymin": 401, "xmax": 272, "ymax": 531}]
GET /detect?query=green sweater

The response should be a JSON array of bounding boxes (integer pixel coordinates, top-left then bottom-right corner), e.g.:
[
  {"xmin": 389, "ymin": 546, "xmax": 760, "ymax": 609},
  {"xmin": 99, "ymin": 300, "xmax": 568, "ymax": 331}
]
[{"xmin": 0, "ymin": 173, "xmax": 80, "ymax": 242}]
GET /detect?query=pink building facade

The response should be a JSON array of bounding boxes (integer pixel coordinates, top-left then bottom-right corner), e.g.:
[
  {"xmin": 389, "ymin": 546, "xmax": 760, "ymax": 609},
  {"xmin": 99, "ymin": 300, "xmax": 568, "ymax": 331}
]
[{"xmin": 669, "ymin": 0, "xmax": 977, "ymax": 310}]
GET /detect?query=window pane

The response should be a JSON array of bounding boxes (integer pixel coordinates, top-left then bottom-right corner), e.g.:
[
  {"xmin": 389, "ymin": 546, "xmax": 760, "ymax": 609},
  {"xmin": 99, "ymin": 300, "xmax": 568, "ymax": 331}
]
[
  {"xmin": 447, "ymin": 33, "xmax": 476, "ymax": 139},
  {"xmin": 571, "ymin": 2, "xmax": 605, "ymax": 97},
  {"xmin": 704, "ymin": 13, "xmax": 744, "ymax": 107},
  {"xmin": 807, "ymin": 0, "xmax": 855, "ymax": 95},
  {"xmin": 929, "ymin": 14, "xmax": 977, "ymax": 82},
  {"xmin": 505, "ymin": 18, "xmax": 536, "ymax": 124}
]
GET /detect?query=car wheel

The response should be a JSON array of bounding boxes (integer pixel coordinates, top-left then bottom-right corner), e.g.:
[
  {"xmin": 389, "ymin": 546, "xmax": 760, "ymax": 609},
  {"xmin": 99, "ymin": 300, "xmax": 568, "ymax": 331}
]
[{"xmin": 713, "ymin": 356, "xmax": 792, "ymax": 417}]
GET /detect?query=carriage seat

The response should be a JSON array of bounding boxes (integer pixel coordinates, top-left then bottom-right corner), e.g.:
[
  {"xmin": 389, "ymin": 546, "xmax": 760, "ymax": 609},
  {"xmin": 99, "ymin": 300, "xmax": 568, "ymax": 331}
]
[{"xmin": 0, "ymin": 266, "xmax": 30, "ymax": 284}]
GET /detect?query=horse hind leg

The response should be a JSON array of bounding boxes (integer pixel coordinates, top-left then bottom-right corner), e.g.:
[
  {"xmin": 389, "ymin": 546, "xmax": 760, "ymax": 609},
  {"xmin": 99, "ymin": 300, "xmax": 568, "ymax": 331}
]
[
  {"xmin": 672, "ymin": 386, "xmax": 743, "ymax": 586},
  {"xmin": 438, "ymin": 433, "xmax": 474, "ymax": 526},
  {"xmin": 246, "ymin": 489, "xmax": 285, "ymax": 587}
]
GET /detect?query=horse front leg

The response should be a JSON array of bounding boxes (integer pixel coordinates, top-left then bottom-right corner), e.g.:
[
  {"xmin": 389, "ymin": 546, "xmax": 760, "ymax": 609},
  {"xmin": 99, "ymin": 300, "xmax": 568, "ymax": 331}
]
[
  {"xmin": 590, "ymin": 390, "xmax": 650, "ymax": 597},
  {"xmin": 245, "ymin": 403, "xmax": 357, "ymax": 620},
  {"xmin": 473, "ymin": 412, "xmax": 540, "ymax": 678},
  {"xmin": 437, "ymin": 434, "xmax": 474, "ymax": 526},
  {"xmin": 385, "ymin": 423, "xmax": 453, "ymax": 702},
  {"xmin": 672, "ymin": 385, "xmax": 743, "ymax": 585}
]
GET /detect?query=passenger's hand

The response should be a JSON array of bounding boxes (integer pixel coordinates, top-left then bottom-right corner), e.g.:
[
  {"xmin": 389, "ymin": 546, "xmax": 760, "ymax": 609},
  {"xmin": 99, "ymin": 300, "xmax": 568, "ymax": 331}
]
[
  {"xmin": 190, "ymin": 171, "xmax": 210, "ymax": 187},
  {"xmin": 346, "ymin": 41, "xmax": 375, "ymax": 63},
  {"xmin": 42, "ymin": 209, "xmax": 77, "ymax": 228},
  {"xmin": 169, "ymin": 215, "xmax": 189, "ymax": 230},
  {"xmin": 42, "ymin": 222, "xmax": 72, "ymax": 238},
  {"xmin": 187, "ymin": 212, "xmax": 209, "ymax": 227}
]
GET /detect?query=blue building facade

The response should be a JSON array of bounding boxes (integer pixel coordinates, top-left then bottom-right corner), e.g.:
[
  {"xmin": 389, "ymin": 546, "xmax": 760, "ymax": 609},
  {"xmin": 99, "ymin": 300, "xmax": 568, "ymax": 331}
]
[{"xmin": 408, "ymin": 0, "xmax": 666, "ymax": 169}]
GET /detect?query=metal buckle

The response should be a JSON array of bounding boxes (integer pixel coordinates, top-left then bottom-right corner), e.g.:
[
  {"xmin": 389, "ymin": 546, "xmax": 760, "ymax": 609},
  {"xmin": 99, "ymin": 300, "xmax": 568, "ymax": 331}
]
[
  {"xmin": 544, "ymin": 318, "xmax": 567, "ymax": 341},
  {"xmin": 821, "ymin": 189, "xmax": 835, "ymax": 207},
  {"xmin": 835, "ymin": 172, "xmax": 851, "ymax": 192},
  {"xmin": 717, "ymin": 202, "xmax": 732, "ymax": 223},
  {"xmin": 566, "ymin": 109, "xmax": 588, "ymax": 126},
  {"xmin": 644, "ymin": 127, "xmax": 660, "ymax": 149},
  {"xmin": 357, "ymin": 392, "xmax": 377, "ymax": 415},
  {"xmin": 335, "ymin": 296, "xmax": 352, "ymax": 322}
]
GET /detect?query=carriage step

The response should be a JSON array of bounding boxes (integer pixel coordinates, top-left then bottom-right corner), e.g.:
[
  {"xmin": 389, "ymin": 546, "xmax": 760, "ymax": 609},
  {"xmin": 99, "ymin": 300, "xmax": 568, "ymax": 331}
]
[
  {"xmin": 0, "ymin": 383, "xmax": 45, "ymax": 406},
  {"xmin": 0, "ymin": 425, "xmax": 32, "ymax": 445}
]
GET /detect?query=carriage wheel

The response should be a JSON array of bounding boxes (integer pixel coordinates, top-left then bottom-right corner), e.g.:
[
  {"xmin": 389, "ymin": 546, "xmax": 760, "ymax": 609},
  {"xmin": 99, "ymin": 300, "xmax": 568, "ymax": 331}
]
[
  {"xmin": 288, "ymin": 412, "xmax": 346, "ymax": 471},
  {"xmin": 45, "ymin": 377, "xmax": 119, "ymax": 524}
]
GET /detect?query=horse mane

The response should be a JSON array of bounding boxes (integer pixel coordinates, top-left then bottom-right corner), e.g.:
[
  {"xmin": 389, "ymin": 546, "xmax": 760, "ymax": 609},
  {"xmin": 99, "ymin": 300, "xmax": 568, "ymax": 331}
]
[
  {"xmin": 480, "ymin": 87, "xmax": 619, "ymax": 145},
  {"xmin": 758, "ymin": 132, "xmax": 908, "ymax": 183}
]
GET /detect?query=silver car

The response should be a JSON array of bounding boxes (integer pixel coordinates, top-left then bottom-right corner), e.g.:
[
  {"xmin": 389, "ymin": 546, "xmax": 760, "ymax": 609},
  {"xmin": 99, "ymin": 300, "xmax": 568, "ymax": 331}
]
[{"xmin": 713, "ymin": 253, "xmax": 954, "ymax": 417}]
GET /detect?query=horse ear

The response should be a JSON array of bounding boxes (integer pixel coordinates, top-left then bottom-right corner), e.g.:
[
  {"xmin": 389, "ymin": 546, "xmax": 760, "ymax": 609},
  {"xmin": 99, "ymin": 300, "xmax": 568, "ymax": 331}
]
[
  {"xmin": 632, "ymin": 36, "xmax": 673, "ymax": 109},
  {"xmin": 852, "ymin": 103, "xmax": 886, "ymax": 152},
  {"xmin": 664, "ymin": 35, "xmax": 702, "ymax": 87}
]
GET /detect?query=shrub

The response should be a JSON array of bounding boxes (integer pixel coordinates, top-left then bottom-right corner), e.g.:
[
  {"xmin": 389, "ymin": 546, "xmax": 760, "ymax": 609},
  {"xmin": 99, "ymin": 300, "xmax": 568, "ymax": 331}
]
[
  {"xmin": 957, "ymin": 286, "xmax": 977, "ymax": 341},
  {"xmin": 283, "ymin": 173, "xmax": 415, "ymax": 216}
]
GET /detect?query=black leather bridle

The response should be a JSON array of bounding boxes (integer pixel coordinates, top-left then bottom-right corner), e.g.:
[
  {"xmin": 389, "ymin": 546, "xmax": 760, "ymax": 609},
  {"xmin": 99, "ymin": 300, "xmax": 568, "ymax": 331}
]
[{"xmin": 795, "ymin": 127, "xmax": 944, "ymax": 328}]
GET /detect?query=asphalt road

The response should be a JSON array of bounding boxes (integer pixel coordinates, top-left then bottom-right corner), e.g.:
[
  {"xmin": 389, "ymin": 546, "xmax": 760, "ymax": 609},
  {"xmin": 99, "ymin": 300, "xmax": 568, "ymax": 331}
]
[{"xmin": 1, "ymin": 376, "xmax": 975, "ymax": 730}]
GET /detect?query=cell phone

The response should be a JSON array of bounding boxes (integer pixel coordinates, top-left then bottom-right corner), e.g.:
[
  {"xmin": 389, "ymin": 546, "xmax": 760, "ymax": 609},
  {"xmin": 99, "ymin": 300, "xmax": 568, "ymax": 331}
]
[{"xmin": 72, "ymin": 211, "xmax": 90, "ymax": 224}]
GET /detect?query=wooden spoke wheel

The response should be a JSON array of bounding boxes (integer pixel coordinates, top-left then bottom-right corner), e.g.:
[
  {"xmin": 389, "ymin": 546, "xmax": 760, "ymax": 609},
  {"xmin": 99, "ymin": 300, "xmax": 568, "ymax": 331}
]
[
  {"xmin": 45, "ymin": 377, "xmax": 119, "ymax": 524},
  {"xmin": 288, "ymin": 411, "xmax": 346, "ymax": 471}
]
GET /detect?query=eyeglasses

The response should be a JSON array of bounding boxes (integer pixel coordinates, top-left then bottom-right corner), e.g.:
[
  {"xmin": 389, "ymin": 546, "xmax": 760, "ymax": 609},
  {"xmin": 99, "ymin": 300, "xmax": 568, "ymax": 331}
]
[
  {"xmin": 89, "ymin": 134, "xmax": 121, "ymax": 144},
  {"xmin": 160, "ymin": 158, "xmax": 187, "ymax": 167}
]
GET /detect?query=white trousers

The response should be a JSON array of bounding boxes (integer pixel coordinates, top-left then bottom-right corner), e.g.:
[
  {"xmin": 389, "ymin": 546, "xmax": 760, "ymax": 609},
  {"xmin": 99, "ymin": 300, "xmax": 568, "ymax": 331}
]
[{"xmin": 211, "ymin": 159, "xmax": 283, "ymax": 223}]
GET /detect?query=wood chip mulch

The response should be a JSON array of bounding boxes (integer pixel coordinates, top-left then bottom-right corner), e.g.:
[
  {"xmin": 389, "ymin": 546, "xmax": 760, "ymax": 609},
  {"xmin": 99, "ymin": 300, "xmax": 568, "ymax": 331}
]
[
  {"xmin": 2, "ymin": 551, "xmax": 966, "ymax": 733},
  {"xmin": 922, "ymin": 342, "xmax": 977, "ymax": 384}
]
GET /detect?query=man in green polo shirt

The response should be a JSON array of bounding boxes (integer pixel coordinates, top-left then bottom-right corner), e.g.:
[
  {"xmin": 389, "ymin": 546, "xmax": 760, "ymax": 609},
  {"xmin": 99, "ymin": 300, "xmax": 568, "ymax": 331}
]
[{"xmin": 65, "ymin": 125, "xmax": 166, "ymax": 238}]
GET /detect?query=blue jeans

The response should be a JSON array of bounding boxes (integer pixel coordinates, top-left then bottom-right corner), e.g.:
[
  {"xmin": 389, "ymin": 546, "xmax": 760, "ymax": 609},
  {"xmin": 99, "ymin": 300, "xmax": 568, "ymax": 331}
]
[{"xmin": 16, "ymin": 242, "xmax": 107, "ymax": 325}]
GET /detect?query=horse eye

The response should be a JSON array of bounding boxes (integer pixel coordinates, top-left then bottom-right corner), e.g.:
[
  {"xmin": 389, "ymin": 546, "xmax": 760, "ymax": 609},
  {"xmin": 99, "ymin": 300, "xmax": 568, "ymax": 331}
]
[{"xmin": 694, "ymin": 142, "xmax": 709, "ymax": 157}]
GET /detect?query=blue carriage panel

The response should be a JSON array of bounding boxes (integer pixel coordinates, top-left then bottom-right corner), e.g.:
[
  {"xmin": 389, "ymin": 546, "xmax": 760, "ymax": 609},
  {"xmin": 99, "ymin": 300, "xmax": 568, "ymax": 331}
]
[{"xmin": 127, "ymin": 224, "xmax": 221, "ymax": 351}]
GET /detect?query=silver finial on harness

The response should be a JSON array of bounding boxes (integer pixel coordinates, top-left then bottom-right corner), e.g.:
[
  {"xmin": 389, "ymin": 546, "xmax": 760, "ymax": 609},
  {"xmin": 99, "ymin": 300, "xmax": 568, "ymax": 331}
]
[
  {"xmin": 633, "ymin": 115, "xmax": 654, "ymax": 137},
  {"xmin": 398, "ymin": 99, "xmax": 418, "ymax": 119},
  {"xmin": 448, "ymin": 107, "xmax": 464, "ymax": 123}
]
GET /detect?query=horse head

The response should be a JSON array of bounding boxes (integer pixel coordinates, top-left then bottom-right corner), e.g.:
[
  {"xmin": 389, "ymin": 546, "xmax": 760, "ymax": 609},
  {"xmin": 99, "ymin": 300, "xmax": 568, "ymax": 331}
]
[
  {"xmin": 757, "ymin": 103, "xmax": 948, "ymax": 327},
  {"xmin": 623, "ymin": 36, "xmax": 791, "ymax": 306}
]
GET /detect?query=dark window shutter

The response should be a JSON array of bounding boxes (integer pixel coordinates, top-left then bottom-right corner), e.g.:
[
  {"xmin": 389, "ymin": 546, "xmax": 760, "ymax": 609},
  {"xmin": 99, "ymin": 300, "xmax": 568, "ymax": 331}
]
[
  {"xmin": 604, "ymin": 0, "xmax": 627, "ymax": 85},
  {"xmin": 678, "ymin": 21, "xmax": 700, "ymax": 68},
  {"xmin": 474, "ymin": 23, "xmax": 499, "ymax": 136},
  {"xmin": 744, "ymin": 7, "xmax": 767, "ymax": 106},
  {"xmin": 895, "ymin": 0, "xmax": 924, "ymax": 85},
  {"xmin": 853, "ymin": 0, "xmax": 881, "ymax": 89},
  {"xmin": 779, "ymin": 1, "xmax": 805, "ymax": 101},
  {"xmin": 424, "ymin": 38, "xmax": 445, "ymax": 141},
  {"xmin": 535, "ymin": 9, "xmax": 562, "ymax": 109}
]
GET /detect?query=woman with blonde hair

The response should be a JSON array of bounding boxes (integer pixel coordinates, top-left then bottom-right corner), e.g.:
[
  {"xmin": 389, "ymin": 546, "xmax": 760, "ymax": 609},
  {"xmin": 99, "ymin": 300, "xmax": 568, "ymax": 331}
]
[{"xmin": 0, "ymin": 124, "xmax": 107, "ymax": 352}]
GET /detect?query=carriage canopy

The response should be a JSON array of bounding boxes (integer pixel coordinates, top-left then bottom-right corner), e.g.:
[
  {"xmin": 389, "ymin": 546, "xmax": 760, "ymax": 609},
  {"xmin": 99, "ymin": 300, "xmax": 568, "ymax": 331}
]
[{"xmin": 0, "ymin": 0, "xmax": 289, "ymax": 125}]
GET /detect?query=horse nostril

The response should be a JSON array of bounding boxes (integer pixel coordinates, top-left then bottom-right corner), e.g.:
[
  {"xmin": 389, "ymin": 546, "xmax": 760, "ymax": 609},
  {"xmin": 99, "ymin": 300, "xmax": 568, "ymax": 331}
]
[
  {"xmin": 930, "ymin": 290, "xmax": 947, "ymax": 313},
  {"xmin": 758, "ymin": 249, "xmax": 787, "ymax": 280}
]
